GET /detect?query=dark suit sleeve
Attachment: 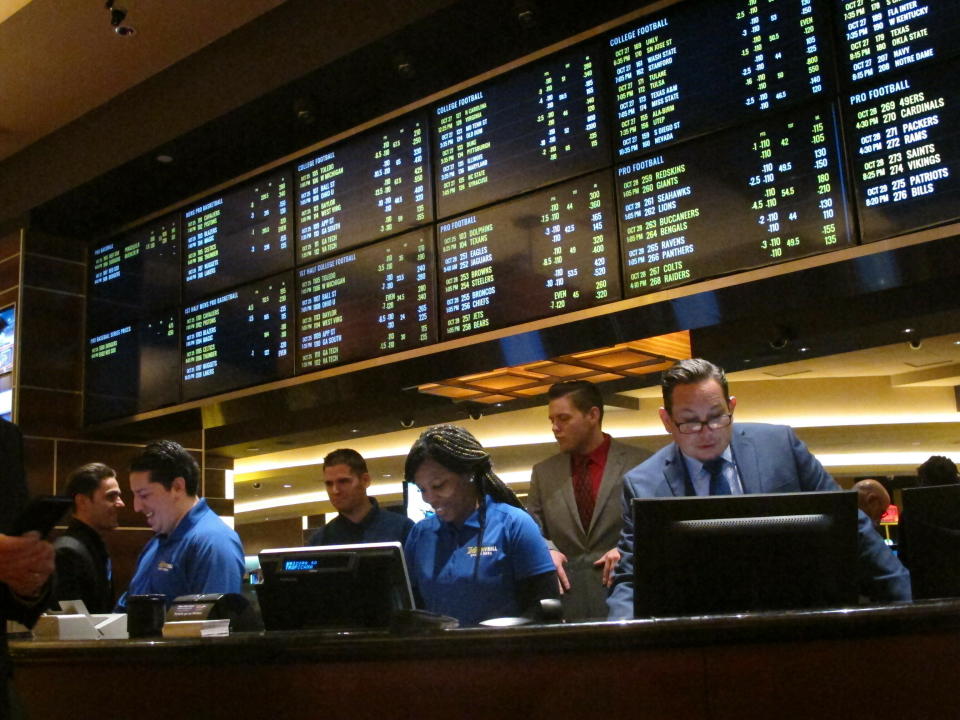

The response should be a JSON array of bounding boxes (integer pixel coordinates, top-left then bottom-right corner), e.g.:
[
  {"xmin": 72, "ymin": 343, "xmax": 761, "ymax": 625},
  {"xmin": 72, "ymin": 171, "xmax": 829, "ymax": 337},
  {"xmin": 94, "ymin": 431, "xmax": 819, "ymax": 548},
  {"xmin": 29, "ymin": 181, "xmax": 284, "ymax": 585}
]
[
  {"xmin": 789, "ymin": 426, "xmax": 911, "ymax": 601},
  {"xmin": 855, "ymin": 511, "xmax": 912, "ymax": 601},
  {"xmin": 607, "ymin": 475, "xmax": 640, "ymax": 620}
]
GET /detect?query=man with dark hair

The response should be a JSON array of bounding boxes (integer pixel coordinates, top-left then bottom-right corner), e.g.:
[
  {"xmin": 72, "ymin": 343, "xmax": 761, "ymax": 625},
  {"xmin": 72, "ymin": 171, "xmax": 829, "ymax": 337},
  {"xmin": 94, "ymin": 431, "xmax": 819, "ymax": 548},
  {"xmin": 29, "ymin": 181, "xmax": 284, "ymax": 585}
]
[
  {"xmin": 51, "ymin": 463, "xmax": 124, "ymax": 612},
  {"xmin": 917, "ymin": 455, "xmax": 959, "ymax": 486},
  {"xmin": 607, "ymin": 358, "xmax": 911, "ymax": 619},
  {"xmin": 308, "ymin": 448, "xmax": 413, "ymax": 545},
  {"xmin": 116, "ymin": 440, "xmax": 244, "ymax": 610},
  {"xmin": 527, "ymin": 380, "xmax": 649, "ymax": 620}
]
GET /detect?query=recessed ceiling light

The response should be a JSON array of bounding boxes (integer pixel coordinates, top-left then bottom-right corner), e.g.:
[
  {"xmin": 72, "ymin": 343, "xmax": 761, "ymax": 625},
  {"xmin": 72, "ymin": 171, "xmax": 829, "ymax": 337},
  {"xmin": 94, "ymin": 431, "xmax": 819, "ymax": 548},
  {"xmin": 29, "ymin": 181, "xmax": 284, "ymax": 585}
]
[
  {"xmin": 246, "ymin": 447, "xmax": 261, "ymax": 452},
  {"xmin": 383, "ymin": 474, "xmax": 392, "ymax": 478},
  {"xmin": 283, "ymin": 484, "xmax": 292, "ymax": 488},
  {"xmin": 351, "ymin": 428, "xmax": 359, "ymax": 433},
  {"xmin": 799, "ymin": 347, "xmax": 809, "ymax": 353},
  {"xmin": 904, "ymin": 328, "xmax": 914, "ymax": 334},
  {"xmin": 155, "ymin": 154, "xmax": 173, "ymax": 164}
]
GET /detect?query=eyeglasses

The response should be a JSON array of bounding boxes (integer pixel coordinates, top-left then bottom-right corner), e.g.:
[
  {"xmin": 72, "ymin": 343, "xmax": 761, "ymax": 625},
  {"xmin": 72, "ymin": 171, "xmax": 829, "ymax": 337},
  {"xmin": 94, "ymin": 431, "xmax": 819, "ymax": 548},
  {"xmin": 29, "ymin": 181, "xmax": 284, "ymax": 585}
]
[{"xmin": 673, "ymin": 413, "xmax": 733, "ymax": 434}]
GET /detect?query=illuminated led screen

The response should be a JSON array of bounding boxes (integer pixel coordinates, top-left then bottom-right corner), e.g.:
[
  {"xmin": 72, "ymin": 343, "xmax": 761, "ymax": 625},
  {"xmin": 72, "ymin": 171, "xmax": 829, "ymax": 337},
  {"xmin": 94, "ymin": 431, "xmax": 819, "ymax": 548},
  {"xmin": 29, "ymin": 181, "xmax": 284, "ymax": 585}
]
[
  {"xmin": 433, "ymin": 41, "xmax": 609, "ymax": 219},
  {"xmin": 846, "ymin": 59, "xmax": 960, "ymax": 241},
  {"xmin": 182, "ymin": 273, "xmax": 294, "ymax": 401},
  {"xmin": 438, "ymin": 171, "xmax": 620, "ymax": 339},
  {"xmin": 84, "ymin": 314, "xmax": 180, "ymax": 423},
  {"xmin": 297, "ymin": 229, "xmax": 437, "ymax": 370},
  {"xmin": 617, "ymin": 102, "xmax": 852, "ymax": 295},
  {"xmin": 296, "ymin": 113, "xmax": 433, "ymax": 263},
  {"xmin": 608, "ymin": 0, "xmax": 833, "ymax": 159},
  {"xmin": 183, "ymin": 169, "xmax": 293, "ymax": 302},
  {"xmin": 836, "ymin": 0, "xmax": 960, "ymax": 84},
  {"xmin": 88, "ymin": 215, "xmax": 180, "ymax": 320}
]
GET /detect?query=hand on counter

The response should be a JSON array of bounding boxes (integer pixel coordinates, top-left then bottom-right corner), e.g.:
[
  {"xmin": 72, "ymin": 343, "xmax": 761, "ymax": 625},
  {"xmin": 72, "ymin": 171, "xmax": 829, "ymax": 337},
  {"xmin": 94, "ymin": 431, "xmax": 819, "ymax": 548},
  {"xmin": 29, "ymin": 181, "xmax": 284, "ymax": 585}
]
[{"xmin": 0, "ymin": 531, "xmax": 54, "ymax": 598}]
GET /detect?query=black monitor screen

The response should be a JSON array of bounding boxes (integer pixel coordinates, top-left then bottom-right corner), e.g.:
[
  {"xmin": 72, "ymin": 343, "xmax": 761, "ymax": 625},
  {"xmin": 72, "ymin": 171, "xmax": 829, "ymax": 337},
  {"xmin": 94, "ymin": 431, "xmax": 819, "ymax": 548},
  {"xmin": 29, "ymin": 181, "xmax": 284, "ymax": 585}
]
[
  {"xmin": 835, "ymin": 0, "xmax": 960, "ymax": 84},
  {"xmin": 433, "ymin": 40, "xmax": 609, "ymax": 219},
  {"xmin": 256, "ymin": 542, "xmax": 414, "ymax": 631},
  {"xmin": 899, "ymin": 484, "xmax": 960, "ymax": 600},
  {"xmin": 437, "ymin": 170, "xmax": 621, "ymax": 340},
  {"xmin": 182, "ymin": 273, "xmax": 293, "ymax": 401},
  {"xmin": 88, "ymin": 215, "xmax": 180, "ymax": 321},
  {"xmin": 84, "ymin": 313, "xmax": 180, "ymax": 423},
  {"xmin": 632, "ymin": 491, "xmax": 859, "ymax": 618},
  {"xmin": 182, "ymin": 169, "xmax": 293, "ymax": 302},
  {"xmin": 618, "ymin": 102, "xmax": 852, "ymax": 296},
  {"xmin": 608, "ymin": 0, "xmax": 834, "ymax": 160},
  {"xmin": 297, "ymin": 228, "xmax": 437, "ymax": 371},
  {"xmin": 844, "ymin": 59, "xmax": 960, "ymax": 242},
  {"xmin": 296, "ymin": 112, "xmax": 433, "ymax": 263}
]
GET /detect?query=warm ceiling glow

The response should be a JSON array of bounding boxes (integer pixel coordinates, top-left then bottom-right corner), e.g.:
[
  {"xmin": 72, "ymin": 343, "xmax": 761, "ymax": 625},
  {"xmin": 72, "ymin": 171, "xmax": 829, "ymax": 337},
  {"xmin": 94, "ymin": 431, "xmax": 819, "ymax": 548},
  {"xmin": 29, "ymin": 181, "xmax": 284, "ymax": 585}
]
[{"xmin": 418, "ymin": 332, "xmax": 691, "ymax": 405}]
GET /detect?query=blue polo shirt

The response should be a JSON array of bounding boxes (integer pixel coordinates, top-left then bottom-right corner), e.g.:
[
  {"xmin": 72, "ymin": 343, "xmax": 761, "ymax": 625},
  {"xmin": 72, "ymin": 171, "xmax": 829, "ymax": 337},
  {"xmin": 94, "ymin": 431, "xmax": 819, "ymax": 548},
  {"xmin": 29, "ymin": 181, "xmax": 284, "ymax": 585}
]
[
  {"xmin": 116, "ymin": 498, "xmax": 244, "ymax": 610},
  {"xmin": 404, "ymin": 496, "xmax": 554, "ymax": 626}
]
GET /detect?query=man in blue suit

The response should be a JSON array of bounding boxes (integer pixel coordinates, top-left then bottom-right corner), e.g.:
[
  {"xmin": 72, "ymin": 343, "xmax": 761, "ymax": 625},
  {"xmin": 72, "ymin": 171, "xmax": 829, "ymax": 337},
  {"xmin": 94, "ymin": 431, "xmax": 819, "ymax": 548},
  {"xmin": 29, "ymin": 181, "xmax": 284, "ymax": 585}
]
[{"xmin": 607, "ymin": 358, "xmax": 911, "ymax": 619}]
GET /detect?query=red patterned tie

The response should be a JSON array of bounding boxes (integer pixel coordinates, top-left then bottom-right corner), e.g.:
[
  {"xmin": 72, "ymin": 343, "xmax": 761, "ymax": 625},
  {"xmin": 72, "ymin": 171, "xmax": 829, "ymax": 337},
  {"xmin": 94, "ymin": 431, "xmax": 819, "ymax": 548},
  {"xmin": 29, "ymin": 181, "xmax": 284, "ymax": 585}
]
[{"xmin": 573, "ymin": 456, "xmax": 594, "ymax": 531}]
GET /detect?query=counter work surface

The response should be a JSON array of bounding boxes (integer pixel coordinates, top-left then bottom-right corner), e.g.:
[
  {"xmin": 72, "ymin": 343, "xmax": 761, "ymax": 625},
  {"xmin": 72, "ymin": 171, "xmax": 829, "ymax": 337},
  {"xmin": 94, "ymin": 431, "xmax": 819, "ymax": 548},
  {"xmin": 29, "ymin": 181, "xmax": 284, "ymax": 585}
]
[
  {"xmin": 10, "ymin": 600, "xmax": 960, "ymax": 720},
  {"xmin": 9, "ymin": 598, "xmax": 960, "ymax": 664}
]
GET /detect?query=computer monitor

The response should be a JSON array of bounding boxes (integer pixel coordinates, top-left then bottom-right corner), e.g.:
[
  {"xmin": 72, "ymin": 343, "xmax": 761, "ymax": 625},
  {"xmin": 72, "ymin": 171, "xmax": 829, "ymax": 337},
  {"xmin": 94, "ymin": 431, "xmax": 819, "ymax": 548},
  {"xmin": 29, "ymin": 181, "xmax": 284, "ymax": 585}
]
[
  {"xmin": 899, "ymin": 484, "xmax": 960, "ymax": 600},
  {"xmin": 255, "ymin": 542, "xmax": 414, "ymax": 631},
  {"xmin": 631, "ymin": 490, "xmax": 859, "ymax": 618}
]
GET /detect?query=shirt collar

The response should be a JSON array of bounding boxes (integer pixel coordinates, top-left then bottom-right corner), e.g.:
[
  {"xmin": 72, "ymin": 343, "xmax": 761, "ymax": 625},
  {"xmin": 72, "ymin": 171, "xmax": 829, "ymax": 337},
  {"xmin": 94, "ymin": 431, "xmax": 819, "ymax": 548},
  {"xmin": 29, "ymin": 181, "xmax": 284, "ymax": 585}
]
[
  {"xmin": 573, "ymin": 433, "xmax": 612, "ymax": 466},
  {"xmin": 341, "ymin": 496, "xmax": 381, "ymax": 529},
  {"xmin": 680, "ymin": 445, "xmax": 733, "ymax": 482},
  {"xmin": 162, "ymin": 497, "xmax": 207, "ymax": 542}
]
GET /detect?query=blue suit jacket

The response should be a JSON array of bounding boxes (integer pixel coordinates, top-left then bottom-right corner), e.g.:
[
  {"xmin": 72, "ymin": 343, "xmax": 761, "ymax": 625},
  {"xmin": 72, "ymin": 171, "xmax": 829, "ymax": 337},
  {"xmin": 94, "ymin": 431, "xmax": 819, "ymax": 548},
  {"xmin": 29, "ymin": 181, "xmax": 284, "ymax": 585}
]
[{"xmin": 607, "ymin": 422, "xmax": 912, "ymax": 619}]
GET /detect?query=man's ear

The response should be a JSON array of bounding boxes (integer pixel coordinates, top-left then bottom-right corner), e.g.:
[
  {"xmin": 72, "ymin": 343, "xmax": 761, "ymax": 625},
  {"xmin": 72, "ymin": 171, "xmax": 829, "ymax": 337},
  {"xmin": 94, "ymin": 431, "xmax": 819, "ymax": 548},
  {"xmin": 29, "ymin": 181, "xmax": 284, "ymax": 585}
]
[
  {"xmin": 171, "ymin": 476, "xmax": 187, "ymax": 494},
  {"xmin": 728, "ymin": 396, "xmax": 737, "ymax": 413},
  {"xmin": 658, "ymin": 407, "xmax": 673, "ymax": 434},
  {"xmin": 74, "ymin": 494, "xmax": 90, "ymax": 514},
  {"xmin": 360, "ymin": 473, "xmax": 372, "ymax": 490}
]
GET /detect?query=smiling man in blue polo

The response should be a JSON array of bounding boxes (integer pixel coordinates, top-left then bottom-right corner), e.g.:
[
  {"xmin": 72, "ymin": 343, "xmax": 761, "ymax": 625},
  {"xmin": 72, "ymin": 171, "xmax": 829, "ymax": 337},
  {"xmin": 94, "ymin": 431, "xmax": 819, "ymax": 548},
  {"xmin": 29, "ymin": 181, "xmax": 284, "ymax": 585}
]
[{"xmin": 115, "ymin": 440, "xmax": 244, "ymax": 611}]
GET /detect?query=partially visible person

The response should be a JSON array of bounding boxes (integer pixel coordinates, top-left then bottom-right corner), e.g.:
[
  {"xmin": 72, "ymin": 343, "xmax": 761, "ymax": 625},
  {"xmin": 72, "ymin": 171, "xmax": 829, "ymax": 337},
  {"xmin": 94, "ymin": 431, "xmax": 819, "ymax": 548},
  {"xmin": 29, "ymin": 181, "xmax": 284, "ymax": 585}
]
[
  {"xmin": 608, "ymin": 358, "xmax": 911, "ymax": 620},
  {"xmin": 116, "ymin": 440, "xmax": 244, "ymax": 610},
  {"xmin": 917, "ymin": 455, "xmax": 960, "ymax": 486},
  {"xmin": 527, "ymin": 380, "xmax": 649, "ymax": 620},
  {"xmin": 853, "ymin": 478, "xmax": 891, "ymax": 528},
  {"xmin": 404, "ymin": 425, "xmax": 556, "ymax": 625},
  {"xmin": 51, "ymin": 463, "xmax": 124, "ymax": 613},
  {"xmin": 0, "ymin": 418, "xmax": 54, "ymax": 717},
  {"xmin": 308, "ymin": 448, "xmax": 413, "ymax": 546}
]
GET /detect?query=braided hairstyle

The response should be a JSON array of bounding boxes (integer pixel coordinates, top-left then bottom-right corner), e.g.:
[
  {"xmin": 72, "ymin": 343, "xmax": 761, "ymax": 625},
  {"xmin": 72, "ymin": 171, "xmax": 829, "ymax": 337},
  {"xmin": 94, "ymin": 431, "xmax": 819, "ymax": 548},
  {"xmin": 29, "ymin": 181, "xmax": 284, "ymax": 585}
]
[{"xmin": 405, "ymin": 424, "xmax": 522, "ymax": 578}]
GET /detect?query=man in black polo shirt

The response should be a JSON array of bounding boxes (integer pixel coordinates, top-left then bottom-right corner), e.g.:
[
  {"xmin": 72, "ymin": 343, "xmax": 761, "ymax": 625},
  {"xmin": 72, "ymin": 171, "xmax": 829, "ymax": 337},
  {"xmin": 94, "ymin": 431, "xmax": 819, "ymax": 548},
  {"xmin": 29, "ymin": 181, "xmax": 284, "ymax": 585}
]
[{"xmin": 308, "ymin": 449, "xmax": 413, "ymax": 546}]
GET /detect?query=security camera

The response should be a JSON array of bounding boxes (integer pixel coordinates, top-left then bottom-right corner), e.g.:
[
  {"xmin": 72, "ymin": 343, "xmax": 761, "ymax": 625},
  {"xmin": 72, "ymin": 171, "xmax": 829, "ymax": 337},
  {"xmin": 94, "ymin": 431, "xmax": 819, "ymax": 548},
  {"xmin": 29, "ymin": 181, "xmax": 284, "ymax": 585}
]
[
  {"xmin": 109, "ymin": 6, "xmax": 126, "ymax": 26},
  {"xmin": 252, "ymin": 482, "xmax": 262, "ymax": 489},
  {"xmin": 768, "ymin": 336, "xmax": 789, "ymax": 351},
  {"xmin": 908, "ymin": 339, "xmax": 923, "ymax": 350},
  {"xmin": 468, "ymin": 409, "xmax": 483, "ymax": 421},
  {"xmin": 399, "ymin": 417, "xmax": 415, "ymax": 429}
]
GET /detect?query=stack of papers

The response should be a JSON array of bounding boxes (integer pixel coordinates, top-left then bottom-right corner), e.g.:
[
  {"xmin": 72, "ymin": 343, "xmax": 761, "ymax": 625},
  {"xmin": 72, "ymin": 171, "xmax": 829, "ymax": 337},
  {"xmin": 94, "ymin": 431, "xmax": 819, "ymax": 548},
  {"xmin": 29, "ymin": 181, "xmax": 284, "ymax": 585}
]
[{"xmin": 161, "ymin": 619, "xmax": 230, "ymax": 638}]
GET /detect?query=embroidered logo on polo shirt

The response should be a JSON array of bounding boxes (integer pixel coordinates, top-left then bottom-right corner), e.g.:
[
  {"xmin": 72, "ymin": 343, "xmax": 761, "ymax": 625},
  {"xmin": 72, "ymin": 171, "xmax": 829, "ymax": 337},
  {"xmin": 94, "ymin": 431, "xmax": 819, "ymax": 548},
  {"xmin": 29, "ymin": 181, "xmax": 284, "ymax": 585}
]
[
  {"xmin": 157, "ymin": 561, "xmax": 174, "ymax": 572},
  {"xmin": 467, "ymin": 545, "xmax": 498, "ymax": 557}
]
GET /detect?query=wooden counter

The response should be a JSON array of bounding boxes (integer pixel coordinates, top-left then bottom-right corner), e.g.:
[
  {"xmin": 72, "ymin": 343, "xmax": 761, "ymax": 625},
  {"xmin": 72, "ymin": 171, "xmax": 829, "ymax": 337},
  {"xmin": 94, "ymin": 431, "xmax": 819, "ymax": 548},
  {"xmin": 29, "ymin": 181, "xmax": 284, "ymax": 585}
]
[{"xmin": 12, "ymin": 600, "xmax": 960, "ymax": 719}]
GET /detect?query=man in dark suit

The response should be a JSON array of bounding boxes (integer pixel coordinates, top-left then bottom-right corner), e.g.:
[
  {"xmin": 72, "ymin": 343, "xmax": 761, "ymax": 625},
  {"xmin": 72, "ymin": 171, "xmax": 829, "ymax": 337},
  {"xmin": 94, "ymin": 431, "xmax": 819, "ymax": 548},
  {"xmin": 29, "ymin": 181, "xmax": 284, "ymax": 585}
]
[
  {"xmin": 527, "ymin": 381, "xmax": 649, "ymax": 620},
  {"xmin": 607, "ymin": 358, "xmax": 911, "ymax": 619},
  {"xmin": 0, "ymin": 418, "xmax": 54, "ymax": 716},
  {"xmin": 52, "ymin": 463, "xmax": 124, "ymax": 613}
]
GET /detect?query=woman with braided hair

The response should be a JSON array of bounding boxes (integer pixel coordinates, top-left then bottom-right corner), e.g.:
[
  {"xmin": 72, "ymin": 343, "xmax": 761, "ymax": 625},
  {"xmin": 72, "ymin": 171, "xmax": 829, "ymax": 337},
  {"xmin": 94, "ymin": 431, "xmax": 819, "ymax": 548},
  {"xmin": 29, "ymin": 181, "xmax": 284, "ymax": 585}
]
[{"xmin": 403, "ymin": 424, "xmax": 557, "ymax": 625}]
